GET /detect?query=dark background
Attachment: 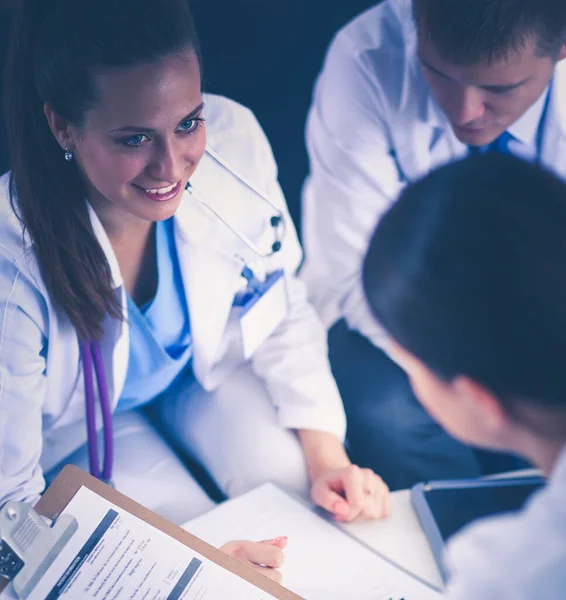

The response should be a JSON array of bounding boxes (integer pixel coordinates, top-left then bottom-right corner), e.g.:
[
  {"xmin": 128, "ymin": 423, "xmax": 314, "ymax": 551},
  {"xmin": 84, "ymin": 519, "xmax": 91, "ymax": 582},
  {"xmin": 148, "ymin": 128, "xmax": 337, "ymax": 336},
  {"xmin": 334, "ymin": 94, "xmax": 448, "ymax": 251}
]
[{"xmin": 0, "ymin": 0, "xmax": 376, "ymax": 229}]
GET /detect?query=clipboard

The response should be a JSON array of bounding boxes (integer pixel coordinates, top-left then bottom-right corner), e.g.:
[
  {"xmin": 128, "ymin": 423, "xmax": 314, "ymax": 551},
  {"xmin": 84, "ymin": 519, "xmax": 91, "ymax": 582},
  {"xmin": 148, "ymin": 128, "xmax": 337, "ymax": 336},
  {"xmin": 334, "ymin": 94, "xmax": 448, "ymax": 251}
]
[{"xmin": 0, "ymin": 465, "xmax": 303, "ymax": 600}]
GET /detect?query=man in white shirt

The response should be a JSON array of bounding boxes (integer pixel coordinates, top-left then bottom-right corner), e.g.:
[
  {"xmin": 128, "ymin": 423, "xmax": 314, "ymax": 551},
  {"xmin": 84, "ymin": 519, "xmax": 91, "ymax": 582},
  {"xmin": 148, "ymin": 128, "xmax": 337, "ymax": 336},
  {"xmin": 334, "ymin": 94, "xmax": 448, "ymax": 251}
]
[{"xmin": 301, "ymin": 0, "xmax": 566, "ymax": 489}]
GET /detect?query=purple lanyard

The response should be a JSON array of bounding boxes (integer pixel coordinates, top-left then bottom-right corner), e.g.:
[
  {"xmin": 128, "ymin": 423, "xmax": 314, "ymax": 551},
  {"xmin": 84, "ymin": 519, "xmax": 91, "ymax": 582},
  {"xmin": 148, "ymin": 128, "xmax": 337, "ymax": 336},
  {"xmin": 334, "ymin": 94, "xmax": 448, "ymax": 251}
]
[{"xmin": 80, "ymin": 340, "xmax": 114, "ymax": 483}]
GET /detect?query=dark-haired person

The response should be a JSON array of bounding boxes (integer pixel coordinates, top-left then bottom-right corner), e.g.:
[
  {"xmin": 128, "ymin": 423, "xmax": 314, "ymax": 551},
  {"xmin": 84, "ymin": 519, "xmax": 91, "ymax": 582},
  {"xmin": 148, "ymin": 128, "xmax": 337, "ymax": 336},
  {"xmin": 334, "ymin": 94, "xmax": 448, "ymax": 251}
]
[
  {"xmin": 301, "ymin": 0, "xmax": 566, "ymax": 489},
  {"xmin": 0, "ymin": 0, "xmax": 390, "ymax": 565},
  {"xmin": 362, "ymin": 153, "xmax": 566, "ymax": 598}
]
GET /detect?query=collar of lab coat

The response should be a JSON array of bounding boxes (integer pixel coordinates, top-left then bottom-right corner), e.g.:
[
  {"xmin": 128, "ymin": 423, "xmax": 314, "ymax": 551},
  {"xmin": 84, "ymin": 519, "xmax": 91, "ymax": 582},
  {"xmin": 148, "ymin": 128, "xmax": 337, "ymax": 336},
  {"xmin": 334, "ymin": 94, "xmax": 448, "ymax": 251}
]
[
  {"xmin": 173, "ymin": 193, "xmax": 244, "ymax": 383},
  {"xmin": 85, "ymin": 187, "xmax": 218, "ymax": 293},
  {"xmin": 170, "ymin": 148, "xmax": 266, "ymax": 382},
  {"xmin": 87, "ymin": 201, "xmax": 123, "ymax": 289}
]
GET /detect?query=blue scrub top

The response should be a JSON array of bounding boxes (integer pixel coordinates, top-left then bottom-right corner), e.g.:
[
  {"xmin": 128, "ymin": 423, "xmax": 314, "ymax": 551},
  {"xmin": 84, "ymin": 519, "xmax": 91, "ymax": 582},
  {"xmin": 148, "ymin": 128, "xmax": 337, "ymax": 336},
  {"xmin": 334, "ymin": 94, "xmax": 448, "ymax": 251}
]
[{"xmin": 118, "ymin": 218, "xmax": 193, "ymax": 411}]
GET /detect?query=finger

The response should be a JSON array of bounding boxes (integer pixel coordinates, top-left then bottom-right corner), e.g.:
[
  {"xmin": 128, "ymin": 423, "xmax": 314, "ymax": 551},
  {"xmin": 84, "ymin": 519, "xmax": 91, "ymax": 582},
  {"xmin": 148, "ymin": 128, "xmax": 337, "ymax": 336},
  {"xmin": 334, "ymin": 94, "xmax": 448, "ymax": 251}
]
[
  {"xmin": 250, "ymin": 564, "xmax": 283, "ymax": 584},
  {"xmin": 363, "ymin": 470, "xmax": 385, "ymax": 518},
  {"xmin": 257, "ymin": 536, "xmax": 288, "ymax": 549},
  {"xmin": 373, "ymin": 476, "xmax": 391, "ymax": 519},
  {"xmin": 359, "ymin": 472, "xmax": 390, "ymax": 520},
  {"xmin": 311, "ymin": 481, "xmax": 351, "ymax": 518},
  {"xmin": 340, "ymin": 469, "xmax": 380, "ymax": 522},
  {"xmin": 355, "ymin": 483, "xmax": 379, "ymax": 520},
  {"xmin": 341, "ymin": 465, "xmax": 366, "ymax": 520},
  {"xmin": 356, "ymin": 470, "xmax": 383, "ymax": 518},
  {"xmin": 237, "ymin": 540, "xmax": 285, "ymax": 569},
  {"xmin": 363, "ymin": 467, "xmax": 379, "ymax": 493},
  {"xmin": 377, "ymin": 478, "xmax": 391, "ymax": 518},
  {"xmin": 382, "ymin": 481, "xmax": 392, "ymax": 517}
]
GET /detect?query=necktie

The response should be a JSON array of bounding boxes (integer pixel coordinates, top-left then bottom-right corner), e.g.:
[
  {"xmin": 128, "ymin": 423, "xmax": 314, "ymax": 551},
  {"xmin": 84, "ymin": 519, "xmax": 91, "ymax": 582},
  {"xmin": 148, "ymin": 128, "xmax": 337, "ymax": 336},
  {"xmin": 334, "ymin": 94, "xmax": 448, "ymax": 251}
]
[{"xmin": 469, "ymin": 131, "xmax": 513, "ymax": 156}]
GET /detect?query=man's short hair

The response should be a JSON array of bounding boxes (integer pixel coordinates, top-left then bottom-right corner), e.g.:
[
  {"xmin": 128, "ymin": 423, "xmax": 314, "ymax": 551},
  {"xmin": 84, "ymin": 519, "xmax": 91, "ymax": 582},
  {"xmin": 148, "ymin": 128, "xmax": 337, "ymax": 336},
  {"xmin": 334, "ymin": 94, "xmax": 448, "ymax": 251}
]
[{"xmin": 412, "ymin": 0, "xmax": 566, "ymax": 65}]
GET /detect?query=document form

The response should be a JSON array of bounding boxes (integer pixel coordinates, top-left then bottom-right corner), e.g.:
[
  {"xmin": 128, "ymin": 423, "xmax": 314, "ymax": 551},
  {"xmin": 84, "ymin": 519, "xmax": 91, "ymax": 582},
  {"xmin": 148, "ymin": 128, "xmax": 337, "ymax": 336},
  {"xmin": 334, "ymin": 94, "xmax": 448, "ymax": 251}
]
[
  {"xmin": 184, "ymin": 484, "xmax": 444, "ymax": 600},
  {"xmin": 1, "ymin": 486, "xmax": 280, "ymax": 600}
]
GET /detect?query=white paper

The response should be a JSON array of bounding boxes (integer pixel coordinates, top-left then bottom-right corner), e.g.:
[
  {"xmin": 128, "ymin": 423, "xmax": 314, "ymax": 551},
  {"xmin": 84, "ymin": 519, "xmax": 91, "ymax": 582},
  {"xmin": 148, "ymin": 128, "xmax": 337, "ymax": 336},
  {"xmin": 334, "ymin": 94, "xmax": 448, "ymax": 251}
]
[
  {"xmin": 337, "ymin": 490, "xmax": 445, "ymax": 590},
  {"xmin": 1, "ymin": 487, "xmax": 279, "ymax": 600},
  {"xmin": 183, "ymin": 484, "xmax": 444, "ymax": 600}
]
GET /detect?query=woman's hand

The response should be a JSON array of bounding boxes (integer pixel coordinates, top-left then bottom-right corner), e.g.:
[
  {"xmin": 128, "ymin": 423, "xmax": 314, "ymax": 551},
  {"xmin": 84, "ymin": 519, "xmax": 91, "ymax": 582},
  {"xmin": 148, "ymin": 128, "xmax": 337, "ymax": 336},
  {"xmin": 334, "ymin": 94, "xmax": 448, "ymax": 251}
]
[
  {"xmin": 310, "ymin": 465, "xmax": 390, "ymax": 522},
  {"xmin": 220, "ymin": 536, "xmax": 288, "ymax": 583},
  {"xmin": 298, "ymin": 430, "xmax": 391, "ymax": 522}
]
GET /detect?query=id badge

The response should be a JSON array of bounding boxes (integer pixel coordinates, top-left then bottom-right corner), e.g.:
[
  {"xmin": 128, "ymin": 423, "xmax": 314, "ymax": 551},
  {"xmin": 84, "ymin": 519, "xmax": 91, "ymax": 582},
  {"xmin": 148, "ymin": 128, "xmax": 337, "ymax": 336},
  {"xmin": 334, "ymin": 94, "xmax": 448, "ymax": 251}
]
[{"xmin": 240, "ymin": 269, "xmax": 288, "ymax": 358}]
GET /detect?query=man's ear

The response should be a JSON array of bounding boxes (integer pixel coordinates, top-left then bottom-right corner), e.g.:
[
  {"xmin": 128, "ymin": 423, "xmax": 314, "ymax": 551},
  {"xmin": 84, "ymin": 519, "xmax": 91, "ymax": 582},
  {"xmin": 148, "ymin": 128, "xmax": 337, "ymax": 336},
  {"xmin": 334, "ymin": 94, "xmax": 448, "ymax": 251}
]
[
  {"xmin": 557, "ymin": 41, "xmax": 566, "ymax": 62},
  {"xmin": 452, "ymin": 376, "xmax": 508, "ymax": 432},
  {"xmin": 44, "ymin": 103, "xmax": 74, "ymax": 151}
]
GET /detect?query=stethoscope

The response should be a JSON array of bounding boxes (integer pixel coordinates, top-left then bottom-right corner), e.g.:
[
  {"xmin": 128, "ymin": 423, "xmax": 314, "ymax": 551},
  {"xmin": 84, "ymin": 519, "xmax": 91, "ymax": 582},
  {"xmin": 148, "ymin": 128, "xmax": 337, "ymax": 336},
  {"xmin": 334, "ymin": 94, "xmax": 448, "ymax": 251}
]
[{"xmin": 80, "ymin": 148, "xmax": 286, "ymax": 486}]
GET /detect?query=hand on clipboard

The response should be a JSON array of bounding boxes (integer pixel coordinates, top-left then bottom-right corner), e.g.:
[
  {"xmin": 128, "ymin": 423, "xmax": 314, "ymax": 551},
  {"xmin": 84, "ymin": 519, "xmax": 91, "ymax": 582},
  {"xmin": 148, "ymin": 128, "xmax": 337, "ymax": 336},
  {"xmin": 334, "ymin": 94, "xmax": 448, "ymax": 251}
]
[
  {"xmin": 0, "ymin": 466, "xmax": 302, "ymax": 600},
  {"xmin": 221, "ymin": 536, "xmax": 288, "ymax": 583}
]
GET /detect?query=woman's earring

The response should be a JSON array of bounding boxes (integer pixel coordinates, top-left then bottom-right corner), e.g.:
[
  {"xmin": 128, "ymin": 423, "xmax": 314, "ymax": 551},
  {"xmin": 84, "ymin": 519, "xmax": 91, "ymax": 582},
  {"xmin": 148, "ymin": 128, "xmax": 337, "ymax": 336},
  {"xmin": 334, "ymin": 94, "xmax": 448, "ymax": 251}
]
[{"xmin": 64, "ymin": 147, "xmax": 74, "ymax": 162}]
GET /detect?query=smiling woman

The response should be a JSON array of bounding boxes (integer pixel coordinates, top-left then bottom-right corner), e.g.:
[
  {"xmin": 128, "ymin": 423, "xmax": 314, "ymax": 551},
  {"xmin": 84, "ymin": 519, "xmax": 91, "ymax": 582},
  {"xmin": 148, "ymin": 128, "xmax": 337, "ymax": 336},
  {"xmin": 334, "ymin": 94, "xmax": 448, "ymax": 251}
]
[
  {"xmin": 6, "ymin": 0, "xmax": 205, "ymax": 340},
  {"xmin": 49, "ymin": 58, "xmax": 207, "ymax": 235},
  {"xmin": 40, "ymin": 52, "xmax": 208, "ymax": 305},
  {"xmin": 0, "ymin": 0, "xmax": 387, "ymax": 577}
]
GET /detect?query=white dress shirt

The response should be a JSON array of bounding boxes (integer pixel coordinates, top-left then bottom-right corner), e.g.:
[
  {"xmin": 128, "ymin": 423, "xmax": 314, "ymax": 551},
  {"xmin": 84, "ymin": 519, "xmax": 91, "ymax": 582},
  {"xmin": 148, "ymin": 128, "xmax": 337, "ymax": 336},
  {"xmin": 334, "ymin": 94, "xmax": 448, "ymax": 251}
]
[
  {"xmin": 505, "ymin": 84, "xmax": 550, "ymax": 161},
  {"xmin": 444, "ymin": 445, "xmax": 566, "ymax": 599}
]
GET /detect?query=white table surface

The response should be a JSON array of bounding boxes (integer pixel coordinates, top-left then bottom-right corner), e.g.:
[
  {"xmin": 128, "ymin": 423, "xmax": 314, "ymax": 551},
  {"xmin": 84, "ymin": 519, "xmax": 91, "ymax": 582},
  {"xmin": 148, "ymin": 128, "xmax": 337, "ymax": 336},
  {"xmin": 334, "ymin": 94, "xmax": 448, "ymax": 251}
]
[
  {"xmin": 338, "ymin": 489, "xmax": 445, "ymax": 590},
  {"xmin": 336, "ymin": 468, "xmax": 542, "ymax": 592}
]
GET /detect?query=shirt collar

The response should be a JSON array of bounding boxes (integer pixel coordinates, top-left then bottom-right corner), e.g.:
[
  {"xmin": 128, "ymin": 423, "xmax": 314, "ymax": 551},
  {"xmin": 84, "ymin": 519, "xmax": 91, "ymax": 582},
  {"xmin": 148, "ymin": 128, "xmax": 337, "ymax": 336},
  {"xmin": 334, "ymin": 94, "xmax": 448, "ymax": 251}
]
[
  {"xmin": 507, "ymin": 84, "xmax": 550, "ymax": 146},
  {"xmin": 87, "ymin": 202, "xmax": 124, "ymax": 289}
]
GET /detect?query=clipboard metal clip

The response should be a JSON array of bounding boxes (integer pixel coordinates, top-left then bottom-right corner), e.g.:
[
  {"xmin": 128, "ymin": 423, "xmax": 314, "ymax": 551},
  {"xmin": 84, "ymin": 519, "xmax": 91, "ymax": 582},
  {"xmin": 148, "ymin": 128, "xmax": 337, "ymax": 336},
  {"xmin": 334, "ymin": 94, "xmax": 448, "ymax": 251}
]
[{"xmin": 0, "ymin": 501, "xmax": 78, "ymax": 599}]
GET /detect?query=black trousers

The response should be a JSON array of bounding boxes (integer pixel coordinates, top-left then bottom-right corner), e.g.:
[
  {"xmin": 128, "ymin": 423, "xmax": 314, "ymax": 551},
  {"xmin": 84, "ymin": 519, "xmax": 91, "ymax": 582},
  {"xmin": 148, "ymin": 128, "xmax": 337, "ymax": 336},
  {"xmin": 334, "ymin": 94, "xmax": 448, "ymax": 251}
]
[{"xmin": 328, "ymin": 320, "xmax": 524, "ymax": 491}]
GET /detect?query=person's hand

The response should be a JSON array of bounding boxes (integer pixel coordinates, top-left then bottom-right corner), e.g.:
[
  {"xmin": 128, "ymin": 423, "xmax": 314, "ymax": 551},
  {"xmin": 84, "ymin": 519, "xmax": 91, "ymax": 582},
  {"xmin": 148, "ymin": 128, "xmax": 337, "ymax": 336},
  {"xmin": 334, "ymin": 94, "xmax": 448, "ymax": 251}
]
[
  {"xmin": 297, "ymin": 430, "xmax": 390, "ymax": 523},
  {"xmin": 220, "ymin": 536, "xmax": 287, "ymax": 583},
  {"xmin": 311, "ymin": 464, "xmax": 390, "ymax": 522}
]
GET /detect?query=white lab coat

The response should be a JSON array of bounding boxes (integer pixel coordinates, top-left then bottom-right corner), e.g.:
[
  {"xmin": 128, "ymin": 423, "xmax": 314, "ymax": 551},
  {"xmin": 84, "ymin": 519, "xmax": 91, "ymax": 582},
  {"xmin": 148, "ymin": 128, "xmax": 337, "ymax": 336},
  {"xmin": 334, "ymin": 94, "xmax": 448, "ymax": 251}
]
[
  {"xmin": 444, "ymin": 445, "xmax": 566, "ymax": 599},
  {"xmin": 0, "ymin": 94, "xmax": 346, "ymax": 507},
  {"xmin": 301, "ymin": 0, "xmax": 566, "ymax": 348}
]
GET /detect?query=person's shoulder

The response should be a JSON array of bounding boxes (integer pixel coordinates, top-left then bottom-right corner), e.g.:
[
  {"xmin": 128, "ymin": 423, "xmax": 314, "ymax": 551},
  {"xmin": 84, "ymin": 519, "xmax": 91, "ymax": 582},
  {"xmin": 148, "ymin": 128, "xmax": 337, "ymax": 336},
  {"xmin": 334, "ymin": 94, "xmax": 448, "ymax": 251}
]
[
  {"xmin": 330, "ymin": 0, "xmax": 415, "ymax": 64},
  {"xmin": 203, "ymin": 94, "xmax": 267, "ymax": 144},
  {"xmin": 0, "ymin": 172, "xmax": 46, "ymax": 300},
  {"xmin": 202, "ymin": 94, "xmax": 277, "ymax": 179},
  {"xmin": 339, "ymin": 0, "xmax": 415, "ymax": 49},
  {"xmin": 445, "ymin": 485, "xmax": 566, "ymax": 598},
  {"xmin": 321, "ymin": 0, "xmax": 421, "ymax": 114},
  {"xmin": 0, "ymin": 171, "xmax": 13, "ymax": 208},
  {"xmin": 0, "ymin": 171, "xmax": 31, "ymax": 261}
]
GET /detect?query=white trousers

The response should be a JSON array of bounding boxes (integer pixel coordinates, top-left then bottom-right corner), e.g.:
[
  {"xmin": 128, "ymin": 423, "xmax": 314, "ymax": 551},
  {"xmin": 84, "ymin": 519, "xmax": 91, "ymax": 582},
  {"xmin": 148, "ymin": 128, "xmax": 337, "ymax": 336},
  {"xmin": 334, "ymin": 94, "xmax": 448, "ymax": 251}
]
[
  {"xmin": 56, "ymin": 363, "xmax": 310, "ymax": 524},
  {"xmin": 152, "ymin": 363, "xmax": 310, "ymax": 500},
  {"xmin": 56, "ymin": 410, "xmax": 216, "ymax": 524}
]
